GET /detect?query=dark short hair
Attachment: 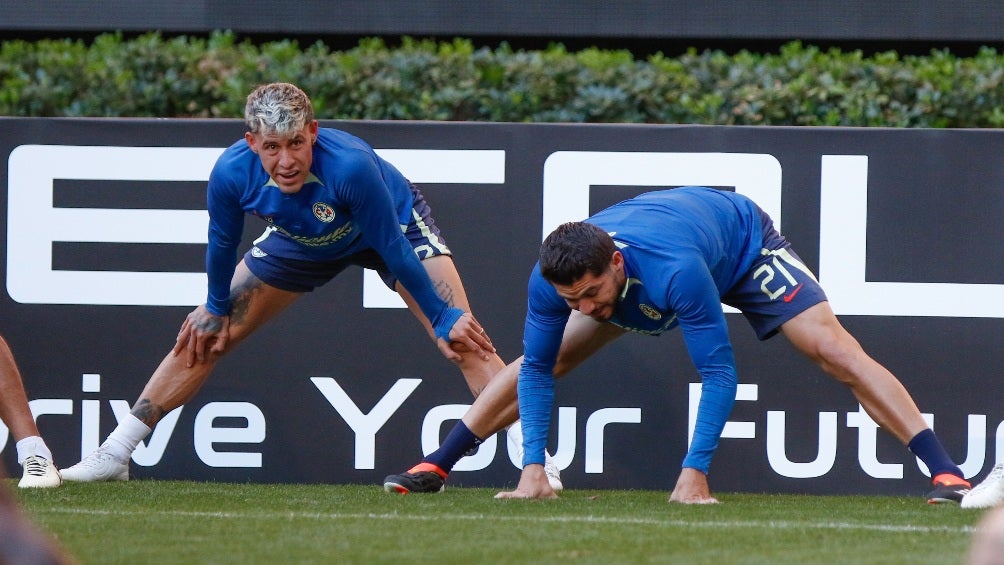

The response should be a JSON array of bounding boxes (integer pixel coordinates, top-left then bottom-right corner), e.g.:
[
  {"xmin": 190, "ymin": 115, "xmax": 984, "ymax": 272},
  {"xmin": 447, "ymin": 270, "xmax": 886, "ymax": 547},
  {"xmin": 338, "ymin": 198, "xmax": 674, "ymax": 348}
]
[{"xmin": 539, "ymin": 222, "xmax": 617, "ymax": 285}]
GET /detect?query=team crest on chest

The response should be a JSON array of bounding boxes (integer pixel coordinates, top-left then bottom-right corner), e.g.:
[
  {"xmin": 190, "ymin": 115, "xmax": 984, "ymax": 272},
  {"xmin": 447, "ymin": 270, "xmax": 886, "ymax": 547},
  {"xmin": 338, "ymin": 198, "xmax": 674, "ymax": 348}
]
[
  {"xmin": 312, "ymin": 202, "xmax": 335, "ymax": 223},
  {"xmin": 639, "ymin": 304, "xmax": 662, "ymax": 320}
]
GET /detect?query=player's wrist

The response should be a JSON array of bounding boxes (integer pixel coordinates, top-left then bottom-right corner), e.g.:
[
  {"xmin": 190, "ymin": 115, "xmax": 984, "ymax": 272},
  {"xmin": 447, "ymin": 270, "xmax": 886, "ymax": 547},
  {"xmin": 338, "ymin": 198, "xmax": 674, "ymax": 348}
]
[
  {"xmin": 432, "ymin": 306, "xmax": 464, "ymax": 340},
  {"xmin": 204, "ymin": 301, "xmax": 230, "ymax": 317},
  {"xmin": 680, "ymin": 456, "xmax": 711, "ymax": 475}
]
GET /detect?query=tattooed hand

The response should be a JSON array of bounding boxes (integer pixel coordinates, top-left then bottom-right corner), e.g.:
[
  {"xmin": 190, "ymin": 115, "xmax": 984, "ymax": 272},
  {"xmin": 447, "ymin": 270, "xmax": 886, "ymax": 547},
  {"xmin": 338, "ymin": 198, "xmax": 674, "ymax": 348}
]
[{"xmin": 172, "ymin": 304, "xmax": 231, "ymax": 367}]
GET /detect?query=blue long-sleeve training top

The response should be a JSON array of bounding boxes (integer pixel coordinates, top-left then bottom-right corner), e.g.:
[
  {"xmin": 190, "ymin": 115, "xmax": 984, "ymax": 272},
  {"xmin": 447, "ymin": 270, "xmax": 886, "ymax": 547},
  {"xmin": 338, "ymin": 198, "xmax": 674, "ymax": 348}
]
[
  {"xmin": 204, "ymin": 127, "xmax": 457, "ymax": 337},
  {"xmin": 518, "ymin": 187, "xmax": 765, "ymax": 473}
]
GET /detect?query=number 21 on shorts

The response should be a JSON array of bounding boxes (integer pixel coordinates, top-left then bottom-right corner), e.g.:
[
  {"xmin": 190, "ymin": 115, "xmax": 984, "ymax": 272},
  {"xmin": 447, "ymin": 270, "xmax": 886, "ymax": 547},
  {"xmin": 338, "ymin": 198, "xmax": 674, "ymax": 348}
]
[{"xmin": 753, "ymin": 248, "xmax": 816, "ymax": 301}]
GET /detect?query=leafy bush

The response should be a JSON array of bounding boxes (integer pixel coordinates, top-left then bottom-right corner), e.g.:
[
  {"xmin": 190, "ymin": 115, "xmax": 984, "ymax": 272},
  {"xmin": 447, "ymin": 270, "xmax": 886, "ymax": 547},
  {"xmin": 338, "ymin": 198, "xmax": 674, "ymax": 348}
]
[{"xmin": 2, "ymin": 31, "xmax": 1003, "ymax": 127}]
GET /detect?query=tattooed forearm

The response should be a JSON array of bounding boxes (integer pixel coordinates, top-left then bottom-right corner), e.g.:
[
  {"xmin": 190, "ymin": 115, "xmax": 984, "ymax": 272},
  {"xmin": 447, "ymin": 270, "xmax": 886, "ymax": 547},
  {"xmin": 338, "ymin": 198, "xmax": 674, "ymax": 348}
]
[
  {"xmin": 131, "ymin": 398, "xmax": 166, "ymax": 427},
  {"xmin": 433, "ymin": 280, "xmax": 456, "ymax": 307},
  {"xmin": 228, "ymin": 278, "xmax": 263, "ymax": 325}
]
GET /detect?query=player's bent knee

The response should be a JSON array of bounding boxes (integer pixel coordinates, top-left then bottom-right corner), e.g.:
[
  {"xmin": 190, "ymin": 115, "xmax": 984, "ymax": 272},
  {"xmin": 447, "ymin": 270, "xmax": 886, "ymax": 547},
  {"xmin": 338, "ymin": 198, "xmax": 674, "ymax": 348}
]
[{"xmin": 815, "ymin": 345, "xmax": 867, "ymax": 385}]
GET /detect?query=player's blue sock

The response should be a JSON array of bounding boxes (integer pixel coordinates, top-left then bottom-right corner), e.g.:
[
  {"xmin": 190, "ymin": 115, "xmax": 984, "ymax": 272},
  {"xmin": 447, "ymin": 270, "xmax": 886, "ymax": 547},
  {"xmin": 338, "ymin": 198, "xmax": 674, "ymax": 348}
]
[
  {"xmin": 422, "ymin": 420, "xmax": 482, "ymax": 474},
  {"xmin": 908, "ymin": 428, "xmax": 965, "ymax": 481}
]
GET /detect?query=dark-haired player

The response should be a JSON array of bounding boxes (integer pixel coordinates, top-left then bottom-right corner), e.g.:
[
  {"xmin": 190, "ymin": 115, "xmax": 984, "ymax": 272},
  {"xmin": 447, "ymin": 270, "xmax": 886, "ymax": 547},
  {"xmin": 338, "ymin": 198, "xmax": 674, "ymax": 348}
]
[{"xmin": 386, "ymin": 186, "xmax": 966, "ymax": 504}]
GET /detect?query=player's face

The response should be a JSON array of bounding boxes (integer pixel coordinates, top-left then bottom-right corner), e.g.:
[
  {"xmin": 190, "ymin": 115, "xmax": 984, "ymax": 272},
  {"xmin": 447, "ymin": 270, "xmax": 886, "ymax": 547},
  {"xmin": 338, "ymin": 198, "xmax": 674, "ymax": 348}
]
[
  {"xmin": 245, "ymin": 121, "xmax": 319, "ymax": 194},
  {"xmin": 552, "ymin": 251, "xmax": 626, "ymax": 322}
]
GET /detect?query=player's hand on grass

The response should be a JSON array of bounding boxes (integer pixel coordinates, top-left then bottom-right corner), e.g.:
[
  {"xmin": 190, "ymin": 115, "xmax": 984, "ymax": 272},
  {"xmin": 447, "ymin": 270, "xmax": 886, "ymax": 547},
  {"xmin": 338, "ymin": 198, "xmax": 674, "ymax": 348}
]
[
  {"xmin": 439, "ymin": 312, "xmax": 496, "ymax": 362},
  {"xmin": 669, "ymin": 467, "xmax": 719, "ymax": 504},
  {"xmin": 494, "ymin": 464, "xmax": 558, "ymax": 500},
  {"xmin": 173, "ymin": 304, "xmax": 231, "ymax": 367}
]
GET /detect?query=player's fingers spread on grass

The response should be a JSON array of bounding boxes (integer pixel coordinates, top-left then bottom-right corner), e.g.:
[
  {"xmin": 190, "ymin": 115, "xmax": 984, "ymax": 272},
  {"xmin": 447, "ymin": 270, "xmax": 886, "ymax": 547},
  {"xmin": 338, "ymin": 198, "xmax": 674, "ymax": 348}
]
[
  {"xmin": 669, "ymin": 494, "xmax": 719, "ymax": 505},
  {"xmin": 494, "ymin": 489, "xmax": 558, "ymax": 500}
]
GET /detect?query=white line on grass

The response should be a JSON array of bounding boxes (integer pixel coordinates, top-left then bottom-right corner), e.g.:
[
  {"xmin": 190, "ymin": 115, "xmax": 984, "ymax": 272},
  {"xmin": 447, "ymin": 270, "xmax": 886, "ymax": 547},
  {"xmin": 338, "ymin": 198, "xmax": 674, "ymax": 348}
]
[{"xmin": 41, "ymin": 507, "xmax": 975, "ymax": 534}]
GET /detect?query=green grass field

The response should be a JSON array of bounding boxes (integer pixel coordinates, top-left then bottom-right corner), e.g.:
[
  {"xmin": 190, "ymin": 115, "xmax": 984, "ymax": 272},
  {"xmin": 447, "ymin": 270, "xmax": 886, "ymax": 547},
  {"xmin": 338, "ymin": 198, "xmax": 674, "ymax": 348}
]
[{"xmin": 10, "ymin": 480, "xmax": 986, "ymax": 564}]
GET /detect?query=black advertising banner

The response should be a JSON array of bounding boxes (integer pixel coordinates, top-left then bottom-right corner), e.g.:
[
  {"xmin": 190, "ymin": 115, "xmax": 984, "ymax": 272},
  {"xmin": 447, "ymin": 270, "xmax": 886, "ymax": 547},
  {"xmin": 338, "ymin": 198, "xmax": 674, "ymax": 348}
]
[
  {"xmin": 5, "ymin": 1, "xmax": 1004, "ymax": 44},
  {"xmin": 1, "ymin": 117, "xmax": 1002, "ymax": 496}
]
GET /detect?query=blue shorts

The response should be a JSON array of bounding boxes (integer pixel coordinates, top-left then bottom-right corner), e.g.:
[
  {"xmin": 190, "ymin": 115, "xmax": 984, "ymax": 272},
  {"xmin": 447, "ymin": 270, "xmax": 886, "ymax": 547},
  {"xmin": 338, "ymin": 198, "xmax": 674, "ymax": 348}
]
[
  {"xmin": 243, "ymin": 185, "xmax": 451, "ymax": 293},
  {"xmin": 721, "ymin": 210, "xmax": 827, "ymax": 340}
]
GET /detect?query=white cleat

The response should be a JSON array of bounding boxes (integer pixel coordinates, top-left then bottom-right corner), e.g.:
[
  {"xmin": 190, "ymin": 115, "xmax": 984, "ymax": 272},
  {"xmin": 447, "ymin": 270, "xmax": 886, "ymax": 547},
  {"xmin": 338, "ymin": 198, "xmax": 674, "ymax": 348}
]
[
  {"xmin": 60, "ymin": 446, "xmax": 129, "ymax": 482},
  {"xmin": 544, "ymin": 452, "xmax": 564, "ymax": 493},
  {"xmin": 962, "ymin": 463, "xmax": 1004, "ymax": 509},
  {"xmin": 18, "ymin": 456, "xmax": 62, "ymax": 488}
]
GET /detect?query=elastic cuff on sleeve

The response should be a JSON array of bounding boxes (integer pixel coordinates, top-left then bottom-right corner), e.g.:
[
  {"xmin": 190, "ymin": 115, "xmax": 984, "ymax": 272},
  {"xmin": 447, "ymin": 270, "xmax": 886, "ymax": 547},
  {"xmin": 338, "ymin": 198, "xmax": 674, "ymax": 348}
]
[
  {"xmin": 681, "ymin": 456, "xmax": 711, "ymax": 475},
  {"xmin": 432, "ymin": 306, "xmax": 465, "ymax": 340}
]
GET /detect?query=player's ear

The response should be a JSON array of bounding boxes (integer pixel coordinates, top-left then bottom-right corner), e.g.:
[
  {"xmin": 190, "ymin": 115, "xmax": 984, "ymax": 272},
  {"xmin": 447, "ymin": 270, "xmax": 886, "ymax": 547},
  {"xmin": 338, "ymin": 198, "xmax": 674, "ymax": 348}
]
[
  {"xmin": 610, "ymin": 250, "xmax": 625, "ymax": 270},
  {"xmin": 609, "ymin": 250, "xmax": 627, "ymax": 280},
  {"xmin": 244, "ymin": 131, "xmax": 258, "ymax": 153}
]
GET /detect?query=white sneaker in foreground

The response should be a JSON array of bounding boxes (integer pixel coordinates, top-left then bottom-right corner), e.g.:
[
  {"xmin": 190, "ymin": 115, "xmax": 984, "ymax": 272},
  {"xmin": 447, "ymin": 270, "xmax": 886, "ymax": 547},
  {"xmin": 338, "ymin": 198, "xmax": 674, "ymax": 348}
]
[
  {"xmin": 18, "ymin": 456, "xmax": 62, "ymax": 488},
  {"xmin": 60, "ymin": 447, "xmax": 129, "ymax": 482},
  {"xmin": 544, "ymin": 452, "xmax": 563, "ymax": 492},
  {"xmin": 962, "ymin": 463, "xmax": 1004, "ymax": 509}
]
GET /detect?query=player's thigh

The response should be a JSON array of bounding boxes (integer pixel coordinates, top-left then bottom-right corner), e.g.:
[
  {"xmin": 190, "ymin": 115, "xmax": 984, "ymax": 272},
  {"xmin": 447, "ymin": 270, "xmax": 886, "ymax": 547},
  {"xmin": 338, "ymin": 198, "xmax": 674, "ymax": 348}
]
[
  {"xmin": 780, "ymin": 301, "xmax": 858, "ymax": 365},
  {"xmin": 553, "ymin": 311, "xmax": 626, "ymax": 377},
  {"xmin": 225, "ymin": 259, "xmax": 302, "ymax": 342}
]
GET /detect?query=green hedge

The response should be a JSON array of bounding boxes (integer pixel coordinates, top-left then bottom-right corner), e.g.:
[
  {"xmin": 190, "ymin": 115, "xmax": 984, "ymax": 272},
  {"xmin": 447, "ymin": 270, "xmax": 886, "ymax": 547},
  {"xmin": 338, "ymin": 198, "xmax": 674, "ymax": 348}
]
[{"xmin": 2, "ymin": 31, "xmax": 1003, "ymax": 127}]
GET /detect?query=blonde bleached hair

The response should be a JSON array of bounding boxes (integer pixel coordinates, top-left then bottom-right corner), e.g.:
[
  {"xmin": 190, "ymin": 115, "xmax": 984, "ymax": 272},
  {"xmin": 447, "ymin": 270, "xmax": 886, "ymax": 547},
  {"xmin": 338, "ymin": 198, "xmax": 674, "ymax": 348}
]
[{"xmin": 244, "ymin": 82, "xmax": 315, "ymax": 136}]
